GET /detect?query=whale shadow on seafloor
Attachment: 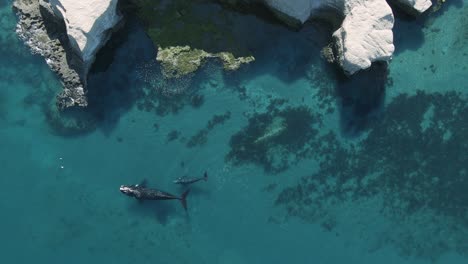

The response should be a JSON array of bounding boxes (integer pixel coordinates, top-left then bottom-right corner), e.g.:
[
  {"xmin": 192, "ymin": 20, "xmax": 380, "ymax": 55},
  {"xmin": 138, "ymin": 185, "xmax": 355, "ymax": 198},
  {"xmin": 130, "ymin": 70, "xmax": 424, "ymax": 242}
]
[
  {"xmin": 334, "ymin": 62, "xmax": 388, "ymax": 137},
  {"xmin": 175, "ymin": 184, "xmax": 212, "ymax": 200},
  {"xmin": 126, "ymin": 197, "xmax": 183, "ymax": 225}
]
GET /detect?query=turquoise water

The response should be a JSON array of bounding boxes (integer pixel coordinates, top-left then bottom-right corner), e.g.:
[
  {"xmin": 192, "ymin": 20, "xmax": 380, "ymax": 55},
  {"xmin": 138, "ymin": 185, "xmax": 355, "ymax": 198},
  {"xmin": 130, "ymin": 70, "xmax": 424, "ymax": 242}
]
[{"xmin": 1, "ymin": 0, "xmax": 468, "ymax": 263}]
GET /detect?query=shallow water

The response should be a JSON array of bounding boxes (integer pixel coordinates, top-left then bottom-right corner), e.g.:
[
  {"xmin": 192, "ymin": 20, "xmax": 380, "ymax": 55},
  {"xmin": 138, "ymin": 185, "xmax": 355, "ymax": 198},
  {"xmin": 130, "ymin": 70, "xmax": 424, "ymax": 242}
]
[{"xmin": 1, "ymin": 1, "xmax": 468, "ymax": 263}]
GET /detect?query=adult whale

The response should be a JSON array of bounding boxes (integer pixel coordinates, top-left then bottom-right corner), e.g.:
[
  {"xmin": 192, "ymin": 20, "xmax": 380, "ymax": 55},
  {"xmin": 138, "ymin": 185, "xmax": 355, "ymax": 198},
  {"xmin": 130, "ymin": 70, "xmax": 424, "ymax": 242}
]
[{"xmin": 120, "ymin": 182, "xmax": 190, "ymax": 211}]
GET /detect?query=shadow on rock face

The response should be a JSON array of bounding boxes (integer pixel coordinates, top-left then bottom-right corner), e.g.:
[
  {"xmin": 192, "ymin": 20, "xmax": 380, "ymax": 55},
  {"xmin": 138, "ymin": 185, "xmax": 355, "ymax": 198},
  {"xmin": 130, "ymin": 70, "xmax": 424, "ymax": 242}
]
[
  {"xmin": 391, "ymin": 10, "xmax": 426, "ymax": 55},
  {"xmin": 335, "ymin": 62, "xmax": 388, "ymax": 136},
  {"xmin": 45, "ymin": 18, "xmax": 156, "ymax": 137},
  {"xmin": 86, "ymin": 18, "xmax": 157, "ymax": 135}
]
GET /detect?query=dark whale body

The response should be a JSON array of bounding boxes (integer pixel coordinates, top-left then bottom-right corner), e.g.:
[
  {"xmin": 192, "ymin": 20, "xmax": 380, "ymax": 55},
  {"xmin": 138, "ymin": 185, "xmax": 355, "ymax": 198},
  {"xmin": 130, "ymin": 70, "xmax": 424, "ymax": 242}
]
[{"xmin": 120, "ymin": 183, "xmax": 190, "ymax": 211}]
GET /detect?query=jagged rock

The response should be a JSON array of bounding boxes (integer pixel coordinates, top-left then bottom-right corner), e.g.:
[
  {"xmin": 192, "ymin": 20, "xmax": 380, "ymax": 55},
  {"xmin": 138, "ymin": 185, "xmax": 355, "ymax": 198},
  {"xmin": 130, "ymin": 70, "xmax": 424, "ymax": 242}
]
[
  {"xmin": 255, "ymin": 0, "xmax": 394, "ymax": 75},
  {"xmin": 46, "ymin": 0, "xmax": 122, "ymax": 72},
  {"xmin": 13, "ymin": 0, "xmax": 122, "ymax": 110},
  {"xmin": 13, "ymin": 0, "xmax": 87, "ymax": 109},
  {"xmin": 390, "ymin": 0, "xmax": 432, "ymax": 14},
  {"xmin": 14, "ymin": 0, "xmax": 433, "ymax": 109},
  {"xmin": 219, "ymin": 0, "xmax": 431, "ymax": 74},
  {"xmin": 320, "ymin": 42, "xmax": 336, "ymax": 63},
  {"xmin": 332, "ymin": 0, "xmax": 394, "ymax": 75}
]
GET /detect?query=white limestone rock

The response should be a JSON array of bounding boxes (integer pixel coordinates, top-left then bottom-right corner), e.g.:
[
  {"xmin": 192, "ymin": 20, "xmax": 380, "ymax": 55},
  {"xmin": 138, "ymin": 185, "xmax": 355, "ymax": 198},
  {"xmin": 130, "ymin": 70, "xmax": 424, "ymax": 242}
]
[
  {"xmin": 258, "ymin": 0, "xmax": 430, "ymax": 74},
  {"xmin": 333, "ymin": 0, "xmax": 395, "ymax": 75},
  {"xmin": 263, "ymin": 0, "xmax": 394, "ymax": 75},
  {"xmin": 48, "ymin": 0, "xmax": 122, "ymax": 72},
  {"xmin": 390, "ymin": 0, "xmax": 432, "ymax": 14}
]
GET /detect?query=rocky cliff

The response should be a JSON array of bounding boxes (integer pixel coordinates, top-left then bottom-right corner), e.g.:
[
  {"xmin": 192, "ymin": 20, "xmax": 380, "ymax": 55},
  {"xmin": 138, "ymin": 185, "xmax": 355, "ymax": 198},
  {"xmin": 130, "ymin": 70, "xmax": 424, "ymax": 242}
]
[
  {"xmin": 13, "ymin": 0, "xmax": 121, "ymax": 109},
  {"xmin": 14, "ymin": 0, "xmax": 432, "ymax": 109},
  {"xmin": 220, "ymin": 0, "xmax": 432, "ymax": 74},
  {"xmin": 47, "ymin": 0, "xmax": 122, "ymax": 73}
]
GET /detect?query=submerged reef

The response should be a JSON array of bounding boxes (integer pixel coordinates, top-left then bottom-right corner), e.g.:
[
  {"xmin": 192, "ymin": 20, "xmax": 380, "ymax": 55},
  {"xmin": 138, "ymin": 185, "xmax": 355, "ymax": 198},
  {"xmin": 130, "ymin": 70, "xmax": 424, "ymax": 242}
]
[
  {"xmin": 44, "ymin": 102, "xmax": 98, "ymax": 136},
  {"xmin": 0, "ymin": 3, "xmax": 28, "ymax": 59},
  {"xmin": 274, "ymin": 91, "xmax": 468, "ymax": 259},
  {"xmin": 186, "ymin": 111, "xmax": 232, "ymax": 148},
  {"xmin": 135, "ymin": 62, "xmax": 200, "ymax": 116},
  {"xmin": 166, "ymin": 130, "xmax": 181, "ymax": 142},
  {"xmin": 226, "ymin": 102, "xmax": 320, "ymax": 173}
]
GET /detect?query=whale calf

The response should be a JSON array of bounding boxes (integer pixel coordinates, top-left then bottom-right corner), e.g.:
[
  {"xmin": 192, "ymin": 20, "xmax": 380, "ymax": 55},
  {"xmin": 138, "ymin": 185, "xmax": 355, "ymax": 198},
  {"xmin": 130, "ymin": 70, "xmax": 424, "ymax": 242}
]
[{"xmin": 173, "ymin": 171, "xmax": 208, "ymax": 185}]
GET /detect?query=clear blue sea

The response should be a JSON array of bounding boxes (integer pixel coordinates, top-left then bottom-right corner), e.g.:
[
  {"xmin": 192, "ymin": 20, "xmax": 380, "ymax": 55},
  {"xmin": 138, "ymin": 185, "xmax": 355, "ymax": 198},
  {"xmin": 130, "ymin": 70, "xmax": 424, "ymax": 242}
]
[{"xmin": 1, "ymin": 0, "xmax": 468, "ymax": 263}]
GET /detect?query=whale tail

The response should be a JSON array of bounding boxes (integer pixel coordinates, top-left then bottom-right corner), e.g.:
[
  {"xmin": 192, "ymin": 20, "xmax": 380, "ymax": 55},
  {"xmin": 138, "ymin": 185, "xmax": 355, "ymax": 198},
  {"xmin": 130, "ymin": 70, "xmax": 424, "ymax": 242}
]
[
  {"xmin": 203, "ymin": 171, "xmax": 208, "ymax": 181},
  {"xmin": 180, "ymin": 189, "xmax": 190, "ymax": 211}
]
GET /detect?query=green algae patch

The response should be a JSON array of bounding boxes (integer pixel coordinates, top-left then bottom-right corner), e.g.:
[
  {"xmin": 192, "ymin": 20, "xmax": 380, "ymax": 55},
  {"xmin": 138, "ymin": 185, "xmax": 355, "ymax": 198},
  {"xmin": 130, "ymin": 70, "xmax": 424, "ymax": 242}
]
[
  {"xmin": 156, "ymin": 46, "xmax": 255, "ymax": 78},
  {"xmin": 217, "ymin": 52, "xmax": 255, "ymax": 71},
  {"xmin": 156, "ymin": 46, "xmax": 209, "ymax": 78},
  {"xmin": 128, "ymin": 0, "xmax": 256, "ymax": 77}
]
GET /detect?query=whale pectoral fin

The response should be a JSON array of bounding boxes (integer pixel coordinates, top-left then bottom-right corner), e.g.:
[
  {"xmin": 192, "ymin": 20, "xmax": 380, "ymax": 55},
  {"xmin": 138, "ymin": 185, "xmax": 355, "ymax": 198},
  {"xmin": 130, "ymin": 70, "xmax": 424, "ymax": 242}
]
[{"xmin": 137, "ymin": 179, "xmax": 148, "ymax": 188}]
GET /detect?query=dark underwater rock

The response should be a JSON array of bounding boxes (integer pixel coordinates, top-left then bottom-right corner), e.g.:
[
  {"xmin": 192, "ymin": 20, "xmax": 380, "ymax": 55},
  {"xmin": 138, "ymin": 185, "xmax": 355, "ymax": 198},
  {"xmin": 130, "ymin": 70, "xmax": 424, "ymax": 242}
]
[
  {"xmin": 44, "ymin": 101, "xmax": 97, "ymax": 136},
  {"xmin": 13, "ymin": 0, "xmax": 87, "ymax": 110}
]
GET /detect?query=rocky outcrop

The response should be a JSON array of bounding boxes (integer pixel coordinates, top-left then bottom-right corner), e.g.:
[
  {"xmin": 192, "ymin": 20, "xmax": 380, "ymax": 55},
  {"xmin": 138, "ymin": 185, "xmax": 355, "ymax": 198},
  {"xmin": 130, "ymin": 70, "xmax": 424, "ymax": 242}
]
[
  {"xmin": 262, "ymin": 0, "xmax": 431, "ymax": 75},
  {"xmin": 14, "ymin": 0, "xmax": 87, "ymax": 109},
  {"xmin": 219, "ymin": 0, "xmax": 432, "ymax": 75},
  {"xmin": 47, "ymin": 0, "xmax": 122, "ymax": 73},
  {"xmin": 332, "ymin": 0, "xmax": 394, "ymax": 75},
  {"xmin": 156, "ymin": 46, "xmax": 255, "ymax": 78},
  {"xmin": 14, "ymin": 0, "xmax": 433, "ymax": 109},
  {"xmin": 390, "ymin": 0, "xmax": 433, "ymax": 14},
  {"xmin": 13, "ymin": 0, "xmax": 122, "ymax": 110}
]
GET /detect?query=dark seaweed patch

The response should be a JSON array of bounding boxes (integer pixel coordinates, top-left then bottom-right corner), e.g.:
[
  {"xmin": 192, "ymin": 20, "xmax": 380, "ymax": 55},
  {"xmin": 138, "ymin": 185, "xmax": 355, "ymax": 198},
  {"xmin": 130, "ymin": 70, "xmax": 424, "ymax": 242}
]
[
  {"xmin": 186, "ymin": 111, "xmax": 231, "ymax": 148},
  {"xmin": 190, "ymin": 94, "xmax": 205, "ymax": 108},
  {"xmin": 166, "ymin": 130, "xmax": 181, "ymax": 142},
  {"xmin": 275, "ymin": 91, "xmax": 468, "ymax": 259},
  {"xmin": 226, "ymin": 105, "xmax": 319, "ymax": 173}
]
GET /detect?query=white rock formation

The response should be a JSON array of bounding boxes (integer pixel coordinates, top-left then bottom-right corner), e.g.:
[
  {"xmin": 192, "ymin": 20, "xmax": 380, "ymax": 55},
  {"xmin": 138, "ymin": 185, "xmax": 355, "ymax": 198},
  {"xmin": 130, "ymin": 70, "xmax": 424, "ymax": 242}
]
[
  {"xmin": 48, "ymin": 0, "xmax": 122, "ymax": 71},
  {"xmin": 261, "ymin": 0, "xmax": 431, "ymax": 74},
  {"xmin": 391, "ymin": 0, "xmax": 433, "ymax": 14},
  {"xmin": 31, "ymin": 0, "xmax": 431, "ymax": 82},
  {"xmin": 333, "ymin": 0, "xmax": 395, "ymax": 75}
]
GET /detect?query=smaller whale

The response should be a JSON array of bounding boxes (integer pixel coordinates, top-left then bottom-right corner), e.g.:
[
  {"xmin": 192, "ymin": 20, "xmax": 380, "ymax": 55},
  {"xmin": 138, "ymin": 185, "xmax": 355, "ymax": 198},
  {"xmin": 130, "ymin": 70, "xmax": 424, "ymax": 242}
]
[
  {"xmin": 173, "ymin": 171, "xmax": 208, "ymax": 185},
  {"xmin": 120, "ymin": 181, "xmax": 190, "ymax": 211}
]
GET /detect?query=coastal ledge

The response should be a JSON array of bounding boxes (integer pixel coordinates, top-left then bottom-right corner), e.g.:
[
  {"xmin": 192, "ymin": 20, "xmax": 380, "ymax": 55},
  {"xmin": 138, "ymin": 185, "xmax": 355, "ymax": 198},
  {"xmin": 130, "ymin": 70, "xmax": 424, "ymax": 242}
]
[
  {"xmin": 13, "ymin": 0, "xmax": 87, "ymax": 109},
  {"xmin": 13, "ymin": 0, "xmax": 433, "ymax": 110},
  {"xmin": 218, "ymin": 0, "xmax": 432, "ymax": 75},
  {"xmin": 13, "ymin": 0, "xmax": 121, "ymax": 110}
]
